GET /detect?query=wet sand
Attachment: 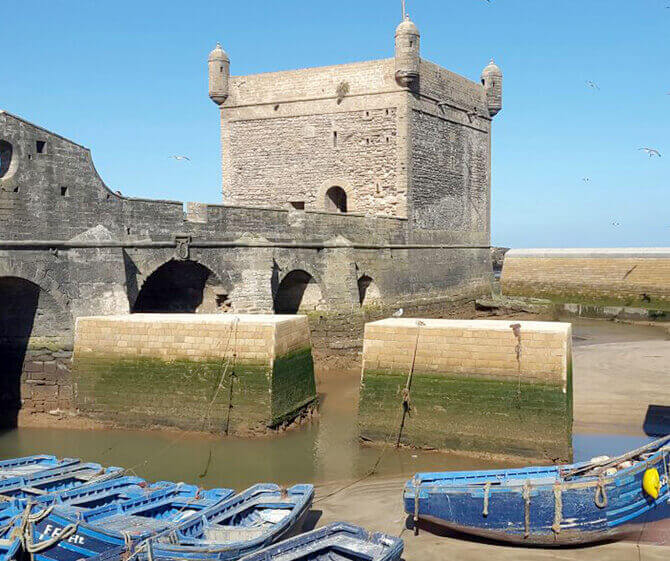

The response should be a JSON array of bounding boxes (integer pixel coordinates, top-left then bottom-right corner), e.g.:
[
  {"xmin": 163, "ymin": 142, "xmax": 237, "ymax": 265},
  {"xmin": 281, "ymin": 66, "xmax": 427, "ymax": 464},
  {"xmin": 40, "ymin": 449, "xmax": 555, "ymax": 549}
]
[{"xmin": 314, "ymin": 476, "xmax": 670, "ymax": 561}]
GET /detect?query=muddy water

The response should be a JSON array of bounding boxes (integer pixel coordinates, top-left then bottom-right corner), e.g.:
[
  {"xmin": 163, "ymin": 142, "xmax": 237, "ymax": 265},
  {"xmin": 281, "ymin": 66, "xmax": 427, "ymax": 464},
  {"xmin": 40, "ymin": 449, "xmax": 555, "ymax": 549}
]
[{"xmin": 0, "ymin": 318, "xmax": 666, "ymax": 490}]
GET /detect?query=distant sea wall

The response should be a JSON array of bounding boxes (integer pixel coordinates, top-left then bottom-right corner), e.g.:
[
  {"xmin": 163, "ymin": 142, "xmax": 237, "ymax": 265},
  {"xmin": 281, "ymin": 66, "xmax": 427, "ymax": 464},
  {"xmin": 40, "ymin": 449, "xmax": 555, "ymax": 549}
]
[
  {"xmin": 501, "ymin": 248, "xmax": 670, "ymax": 312},
  {"xmin": 73, "ymin": 314, "xmax": 316, "ymax": 434},
  {"xmin": 358, "ymin": 319, "xmax": 572, "ymax": 461}
]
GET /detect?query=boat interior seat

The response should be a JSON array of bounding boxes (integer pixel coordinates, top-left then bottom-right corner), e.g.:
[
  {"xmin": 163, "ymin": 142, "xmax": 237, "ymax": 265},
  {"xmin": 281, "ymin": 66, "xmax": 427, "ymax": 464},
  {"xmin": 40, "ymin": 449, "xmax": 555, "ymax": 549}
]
[
  {"xmin": 203, "ymin": 525, "xmax": 267, "ymax": 543},
  {"xmin": 101, "ymin": 514, "xmax": 171, "ymax": 534}
]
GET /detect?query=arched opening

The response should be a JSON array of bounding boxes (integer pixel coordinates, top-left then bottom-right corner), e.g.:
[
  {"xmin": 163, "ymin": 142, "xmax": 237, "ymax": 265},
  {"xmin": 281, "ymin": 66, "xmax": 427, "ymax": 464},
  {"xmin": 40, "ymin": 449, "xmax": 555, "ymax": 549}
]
[
  {"xmin": 358, "ymin": 275, "xmax": 381, "ymax": 306},
  {"xmin": 0, "ymin": 140, "xmax": 13, "ymax": 179},
  {"xmin": 273, "ymin": 270, "xmax": 323, "ymax": 314},
  {"xmin": 325, "ymin": 186, "xmax": 348, "ymax": 213},
  {"xmin": 133, "ymin": 260, "xmax": 230, "ymax": 313},
  {"xmin": 0, "ymin": 277, "xmax": 69, "ymax": 427}
]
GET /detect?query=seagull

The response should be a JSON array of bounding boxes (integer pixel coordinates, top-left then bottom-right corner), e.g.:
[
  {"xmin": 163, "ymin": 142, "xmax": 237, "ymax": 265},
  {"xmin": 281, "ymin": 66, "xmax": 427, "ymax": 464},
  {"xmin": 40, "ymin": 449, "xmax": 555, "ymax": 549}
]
[
  {"xmin": 611, "ymin": 221, "xmax": 621, "ymax": 227},
  {"xmin": 392, "ymin": 308, "xmax": 404, "ymax": 318},
  {"xmin": 582, "ymin": 177, "xmax": 591, "ymax": 183},
  {"xmin": 585, "ymin": 81, "xmax": 600, "ymax": 91},
  {"xmin": 416, "ymin": 320, "xmax": 426, "ymax": 327},
  {"xmin": 638, "ymin": 147, "xmax": 661, "ymax": 158},
  {"xmin": 169, "ymin": 155, "xmax": 191, "ymax": 161}
]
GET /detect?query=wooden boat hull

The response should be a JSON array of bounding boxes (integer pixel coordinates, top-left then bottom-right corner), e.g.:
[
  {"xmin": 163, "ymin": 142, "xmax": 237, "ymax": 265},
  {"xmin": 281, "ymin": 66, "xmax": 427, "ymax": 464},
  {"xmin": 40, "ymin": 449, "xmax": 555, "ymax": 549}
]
[{"xmin": 404, "ymin": 442, "xmax": 670, "ymax": 546}]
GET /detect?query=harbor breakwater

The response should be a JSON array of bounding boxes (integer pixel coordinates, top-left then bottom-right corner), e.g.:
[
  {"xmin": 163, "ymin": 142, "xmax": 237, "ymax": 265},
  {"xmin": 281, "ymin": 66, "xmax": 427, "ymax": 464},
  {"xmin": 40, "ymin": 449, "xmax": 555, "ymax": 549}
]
[
  {"xmin": 358, "ymin": 319, "xmax": 573, "ymax": 461},
  {"xmin": 502, "ymin": 248, "xmax": 670, "ymax": 313},
  {"xmin": 72, "ymin": 314, "xmax": 317, "ymax": 434}
]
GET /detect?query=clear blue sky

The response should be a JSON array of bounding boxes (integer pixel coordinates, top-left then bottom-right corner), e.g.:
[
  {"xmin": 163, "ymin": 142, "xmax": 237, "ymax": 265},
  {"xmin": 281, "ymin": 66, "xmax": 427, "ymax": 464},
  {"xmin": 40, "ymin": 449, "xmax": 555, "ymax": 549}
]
[{"xmin": 2, "ymin": 0, "xmax": 668, "ymax": 248}]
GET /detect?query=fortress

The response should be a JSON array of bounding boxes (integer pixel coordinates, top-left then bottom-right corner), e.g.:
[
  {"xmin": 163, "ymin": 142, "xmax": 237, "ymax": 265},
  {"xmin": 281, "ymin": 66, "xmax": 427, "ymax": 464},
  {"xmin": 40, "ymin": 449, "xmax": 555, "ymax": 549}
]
[{"xmin": 0, "ymin": 16, "xmax": 502, "ymax": 425}]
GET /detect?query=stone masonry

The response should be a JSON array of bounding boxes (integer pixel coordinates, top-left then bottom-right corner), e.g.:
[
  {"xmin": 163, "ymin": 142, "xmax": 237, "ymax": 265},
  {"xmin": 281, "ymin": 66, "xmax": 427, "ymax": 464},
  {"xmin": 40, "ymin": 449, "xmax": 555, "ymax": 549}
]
[
  {"xmin": 358, "ymin": 319, "xmax": 573, "ymax": 461},
  {"xmin": 0, "ymin": 15, "xmax": 500, "ymax": 425},
  {"xmin": 502, "ymin": 248, "xmax": 670, "ymax": 311}
]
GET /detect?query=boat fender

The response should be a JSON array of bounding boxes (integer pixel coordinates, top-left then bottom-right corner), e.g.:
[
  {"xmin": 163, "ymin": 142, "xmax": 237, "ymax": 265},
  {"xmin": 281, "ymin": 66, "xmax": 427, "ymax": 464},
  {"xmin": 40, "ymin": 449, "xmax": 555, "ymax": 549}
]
[
  {"xmin": 618, "ymin": 461, "xmax": 633, "ymax": 469},
  {"xmin": 594, "ymin": 475, "xmax": 608, "ymax": 509},
  {"xmin": 605, "ymin": 468, "xmax": 617, "ymax": 476},
  {"xmin": 643, "ymin": 468, "xmax": 660, "ymax": 500},
  {"xmin": 590, "ymin": 456, "xmax": 609, "ymax": 464}
]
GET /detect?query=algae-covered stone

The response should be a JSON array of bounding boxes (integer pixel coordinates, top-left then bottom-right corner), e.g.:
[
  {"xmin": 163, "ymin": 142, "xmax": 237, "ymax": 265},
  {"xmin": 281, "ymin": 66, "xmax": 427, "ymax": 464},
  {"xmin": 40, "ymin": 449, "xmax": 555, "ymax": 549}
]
[
  {"xmin": 358, "ymin": 319, "xmax": 573, "ymax": 461},
  {"xmin": 73, "ymin": 314, "xmax": 316, "ymax": 434}
]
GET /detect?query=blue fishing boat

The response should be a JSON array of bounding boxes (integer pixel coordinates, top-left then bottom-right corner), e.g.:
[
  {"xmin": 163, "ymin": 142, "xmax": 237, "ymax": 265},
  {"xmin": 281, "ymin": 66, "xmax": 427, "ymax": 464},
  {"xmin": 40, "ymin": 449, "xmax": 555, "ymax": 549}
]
[
  {"xmin": 234, "ymin": 522, "xmax": 404, "ymax": 561},
  {"xmin": 17, "ymin": 482, "xmax": 235, "ymax": 561},
  {"xmin": 0, "ymin": 461, "xmax": 123, "ymax": 502},
  {"xmin": 0, "ymin": 455, "xmax": 80, "ymax": 479},
  {"xmin": 404, "ymin": 435, "xmax": 670, "ymax": 545},
  {"xmin": 140, "ymin": 483, "xmax": 314, "ymax": 560}
]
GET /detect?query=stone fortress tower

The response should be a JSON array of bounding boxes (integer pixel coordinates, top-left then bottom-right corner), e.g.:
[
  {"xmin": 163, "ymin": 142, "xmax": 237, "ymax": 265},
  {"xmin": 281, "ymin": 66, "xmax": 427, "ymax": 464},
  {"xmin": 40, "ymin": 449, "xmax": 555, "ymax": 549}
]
[{"xmin": 208, "ymin": 16, "xmax": 502, "ymax": 242}]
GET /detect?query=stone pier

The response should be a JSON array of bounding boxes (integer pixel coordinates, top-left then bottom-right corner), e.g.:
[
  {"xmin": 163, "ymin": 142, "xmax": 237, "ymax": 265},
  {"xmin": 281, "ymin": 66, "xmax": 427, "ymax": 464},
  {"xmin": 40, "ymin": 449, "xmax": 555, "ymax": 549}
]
[
  {"xmin": 358, "ymin": 319, "xmax": 573, "ymax": 461},
  {"xmin": 73, "ymin": 314, "xmax": 317, "ymax": 434}
]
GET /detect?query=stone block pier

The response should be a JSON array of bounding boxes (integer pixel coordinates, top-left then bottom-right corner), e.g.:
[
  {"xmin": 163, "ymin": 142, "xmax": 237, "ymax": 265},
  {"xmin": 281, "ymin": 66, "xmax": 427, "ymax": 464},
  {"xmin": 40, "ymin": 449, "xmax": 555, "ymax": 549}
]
[
  {"xmin": 73, "ymin": 314, "xmax": 317, "ymax": 434},
  {"xmin": 358, "ymin": 319, "xmax": 573, "ymax": 461}
]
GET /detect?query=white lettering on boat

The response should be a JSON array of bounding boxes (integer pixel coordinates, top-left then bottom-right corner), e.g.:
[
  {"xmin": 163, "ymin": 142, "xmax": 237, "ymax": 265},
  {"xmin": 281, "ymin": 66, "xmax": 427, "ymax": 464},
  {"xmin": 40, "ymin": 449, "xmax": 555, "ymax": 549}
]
[{"xmin": 42, "ymin": 524, "xmax": 86, "ymax": 545}]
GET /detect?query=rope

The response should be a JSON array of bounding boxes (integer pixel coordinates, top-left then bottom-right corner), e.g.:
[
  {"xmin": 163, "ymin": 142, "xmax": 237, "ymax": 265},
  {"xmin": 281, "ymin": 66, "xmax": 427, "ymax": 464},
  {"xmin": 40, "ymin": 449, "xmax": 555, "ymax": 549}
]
[
  {"xmin": 552, "ymin": 483, "xmax": 562, "ymax": 534},
  {"xmin": 395, "ymin": 321, "xmax": 423, "ymax": 448},
  {"xmin": 663, "ymin": 449, "xmax": 669, "ymax": 503},
  {"xmin": 595, "ymin": 474, "xmax": 608, "ymax": 508},
  {"xmin": 482, "ymin": 482, "xmax": 491, "ymax": 517},
  {"xmin": 413, "ymin": 476, "xmax": 420, "ymax": 536},
  {"xmin": 523, "ymin": 481, "xmax": 531, "ymax": 539},
  {"xmin": 24, "ymin": 523, "xmax": 79, "ymax": 553},
  {"xmin": 27, "ymin": 505, "xmax": 54, "ymax": 524}
]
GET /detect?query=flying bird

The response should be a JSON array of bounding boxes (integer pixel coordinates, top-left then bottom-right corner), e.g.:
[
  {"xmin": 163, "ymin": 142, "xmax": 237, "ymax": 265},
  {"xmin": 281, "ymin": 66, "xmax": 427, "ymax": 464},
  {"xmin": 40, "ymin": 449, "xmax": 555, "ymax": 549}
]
[
  {"xmin": 582, "ymin": 177, "xmax": 591, "ymax": 183},
  {"xmin": 638, "ymin": 147, "xmax": 661, "ymax": 158},
  {"xmin": 169, "ymin": 155, "xmax": 191, "ymax": 161},
  {"xmin": 611, "ymin": 221, "xmax": 621, "ymax": 227},
  {"xmin": 585, "ymin": 81, "xmax": 600, "ymax": 91},
  {"xmin": 392, "ymin": 308, "xmax": 404, "ymax": 318}
]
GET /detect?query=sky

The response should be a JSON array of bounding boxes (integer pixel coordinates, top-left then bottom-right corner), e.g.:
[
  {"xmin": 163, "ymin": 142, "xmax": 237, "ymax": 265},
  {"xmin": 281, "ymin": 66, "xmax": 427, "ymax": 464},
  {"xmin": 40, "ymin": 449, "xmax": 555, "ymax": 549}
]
[{"xmin": 1, "ymin": 0, "xmax": 668, "ymax": 248}]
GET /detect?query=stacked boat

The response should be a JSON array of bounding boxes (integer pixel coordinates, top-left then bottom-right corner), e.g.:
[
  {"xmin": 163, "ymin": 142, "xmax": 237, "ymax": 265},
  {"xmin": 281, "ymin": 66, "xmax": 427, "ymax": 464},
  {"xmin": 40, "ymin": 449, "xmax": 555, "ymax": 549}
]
[{"xmin": 0, "ymin": 455, "xmax": 403, "ymax": 561}]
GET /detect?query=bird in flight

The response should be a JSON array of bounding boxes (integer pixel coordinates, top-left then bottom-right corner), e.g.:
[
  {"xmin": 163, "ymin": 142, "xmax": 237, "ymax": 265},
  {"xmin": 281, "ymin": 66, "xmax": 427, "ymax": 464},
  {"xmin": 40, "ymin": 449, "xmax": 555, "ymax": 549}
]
[
  {"xmin": 638, "ymin": 147, "xmax": 661, "ymax": 158},
  {"xmin": 585, "ymin": 81, "xmax": 600, "ymax": 91},
  {"xmin": 169, "ymin": 155, "xmax": 191, "ymax": 161},
  {"xmin": 611, "ymin": 221, "xmax": 621, "ymax": 227},
  {"xmin": 582, "ymin": 177, "xmax": 591, "ymax": 183}
]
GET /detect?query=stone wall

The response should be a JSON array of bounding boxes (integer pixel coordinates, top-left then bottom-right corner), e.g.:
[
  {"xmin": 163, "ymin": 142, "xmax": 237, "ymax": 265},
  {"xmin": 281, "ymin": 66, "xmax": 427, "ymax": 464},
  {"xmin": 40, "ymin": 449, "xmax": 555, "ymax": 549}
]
[
  {"xmin": 502, "ymin": 248, "xmax": 670, "ymax": 311},
  {"xmin": 358, "ymin": 319, "xmax": 573, "ymax": 461},
  {"xmin": 73, "ymin": 314, "xmax": 316, "ymax": 433}
]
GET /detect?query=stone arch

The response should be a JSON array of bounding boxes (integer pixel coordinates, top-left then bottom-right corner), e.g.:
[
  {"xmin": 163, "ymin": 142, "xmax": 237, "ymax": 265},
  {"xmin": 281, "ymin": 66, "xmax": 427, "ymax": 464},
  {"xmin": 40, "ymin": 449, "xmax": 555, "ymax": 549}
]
[
  {"xmin": 318, "ymin": 178, "xmax": 354, "ymax": 213},
  {"xmin": 0, "ymin": 272, "xmax": 72, "ymax": 427},
  {"xmin": 273, "ymin": 269, "xmax": 324, "ymax": 314},
  {"xmin": 357, "ymin": 274, "xmax": 381, "ymax": 306},
  {"xmin": 0, "ymin": 138, "xmax": 20, "ymax": 191},
  {"xmin": 325, "ymin": 186, "xmax": 348, "ymax": 213},
  {"xmin": 132, "ymin": 259, "xmax": 232, "ymax": 313}
]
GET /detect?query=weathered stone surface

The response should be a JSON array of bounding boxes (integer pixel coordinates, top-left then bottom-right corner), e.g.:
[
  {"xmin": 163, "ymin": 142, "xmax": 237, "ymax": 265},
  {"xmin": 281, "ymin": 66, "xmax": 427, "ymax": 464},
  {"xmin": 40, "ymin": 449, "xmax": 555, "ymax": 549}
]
[
  {"xmin": 358, "ymin": 319, "xmax": 573, "ymax": 461},
  {"xmin": 72, "ymin": 314, "xmax": 317, "ymax": 433},
  {"xmin": 502, "ymin": 248, "xmax": 670, "ymax": 311}
]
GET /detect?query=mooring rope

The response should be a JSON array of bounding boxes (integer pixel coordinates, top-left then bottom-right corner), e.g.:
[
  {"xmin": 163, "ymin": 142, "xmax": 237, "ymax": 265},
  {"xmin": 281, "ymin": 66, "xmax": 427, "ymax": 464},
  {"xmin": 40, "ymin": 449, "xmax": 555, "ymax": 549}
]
[
  {"xmin": 523, "ymin": 481, "xmax": 531, "ymax": 539},
  {"xmin": 395, "ymin": 321, "xmax": 424, "ymax": 448},
  {"xmin": 552, "ymin": 482, "xmax": 563, "ymax": 534},
  {"xmin": 482, "ymin": 482, "xmax": 491, "ymax": 517},
  {"xmin": 594, "ymin": 474, "xmax": 608, "ymax": 508},
  {"xmin": 24, "ymin": 523, "xmax": 79, "ymax": 553}
]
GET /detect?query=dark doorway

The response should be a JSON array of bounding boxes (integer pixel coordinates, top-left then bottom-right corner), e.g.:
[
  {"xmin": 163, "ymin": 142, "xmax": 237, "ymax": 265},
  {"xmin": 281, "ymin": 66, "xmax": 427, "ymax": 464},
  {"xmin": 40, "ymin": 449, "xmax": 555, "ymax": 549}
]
[
  {"xmin": 0, "ymin": 277, "xmax": 39, "ymax": 428},
  {"xmin": 273, "ymin": 270, "xmax": 323, "ymax": 314},
  {"xmin": 133, "ymin": 260, "xmax": 226, "ymax": 313},
  {"xmin": 325, "ymin": 186, "xmax": 347, "ymax": 213}
]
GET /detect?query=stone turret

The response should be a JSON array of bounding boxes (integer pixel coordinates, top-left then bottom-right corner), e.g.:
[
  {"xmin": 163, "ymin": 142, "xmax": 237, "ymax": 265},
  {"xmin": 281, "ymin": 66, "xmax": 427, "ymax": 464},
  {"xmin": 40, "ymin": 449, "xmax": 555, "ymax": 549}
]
[
  {"xmin": 481, "ymin": 59, "xmax": 503, "ymax": 117},
  {"xmin": 208, "ymin": 43, "xmax": 230, "ymax": 106},
  {"xmin": 395, "ymin": 17, "xmax": 420, "ymax": 88}
]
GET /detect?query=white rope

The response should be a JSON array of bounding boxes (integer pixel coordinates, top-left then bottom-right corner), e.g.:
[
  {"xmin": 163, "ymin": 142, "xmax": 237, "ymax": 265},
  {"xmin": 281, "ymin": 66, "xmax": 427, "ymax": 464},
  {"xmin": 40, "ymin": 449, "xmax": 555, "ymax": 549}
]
[
  {"xmin": 595, "ymin": 474, "xmax": 608, "ymax": 508},
  {"xmin": 482, "ymin": 482, "xmax": 491, "ymax": 517},
  {"xmin": 552, "ymin": 483, "xmax": 563, "ymax": 534},
  {"xmin": 24, "ymin": 523, "xmax": 78, "ymax": 553},
  {"xmin": 523, "ymin": 481, "xmax": 531, "ymax": 539}
]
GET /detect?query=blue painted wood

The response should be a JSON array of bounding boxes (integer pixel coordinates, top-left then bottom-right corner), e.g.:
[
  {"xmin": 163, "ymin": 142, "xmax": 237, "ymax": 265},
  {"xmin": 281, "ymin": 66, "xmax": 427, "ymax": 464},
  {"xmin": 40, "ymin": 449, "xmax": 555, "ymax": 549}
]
[
  {"xmin": 145, "ymin": 483, "xmax": 315, "ymax": 561},
  {"xmin": 0, "ymin": 455, "xmax": 80, "ymax": 480},
  {"xmin": 404, "ymin": 436, "xmax": 670, "ymax": 545}
]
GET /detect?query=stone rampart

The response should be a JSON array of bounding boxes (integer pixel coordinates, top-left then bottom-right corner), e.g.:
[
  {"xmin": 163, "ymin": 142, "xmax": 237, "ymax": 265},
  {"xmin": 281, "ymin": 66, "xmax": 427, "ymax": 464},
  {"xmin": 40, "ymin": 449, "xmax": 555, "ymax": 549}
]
[
  {"xmin": 358, "ymin": 319, "xmax": 572, "ymax": 461},
  {"xmin": 502, "ymin": 248, "xmax": 670, "ymax": 311},
  {"xmin": 73, "ymin": 314, "xmax": 317, "ymax": 433}
]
